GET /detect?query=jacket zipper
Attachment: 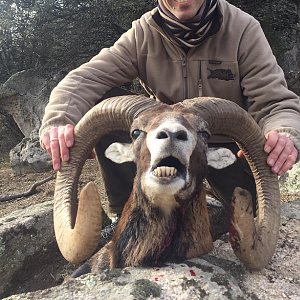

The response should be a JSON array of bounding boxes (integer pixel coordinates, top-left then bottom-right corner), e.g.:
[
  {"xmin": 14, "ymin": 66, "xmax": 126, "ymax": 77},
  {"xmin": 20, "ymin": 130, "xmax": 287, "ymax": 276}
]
[
  {"xmin": 182, "ymin": 58, "xmax": 188, "ymax": 100},
  {"xmin": 198, "ymin": 61, "xmax": 203, "ymax": 97}
]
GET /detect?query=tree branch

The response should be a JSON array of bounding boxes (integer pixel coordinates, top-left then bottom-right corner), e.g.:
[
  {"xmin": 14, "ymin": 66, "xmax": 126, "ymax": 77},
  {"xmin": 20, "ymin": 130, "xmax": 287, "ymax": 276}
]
[{"xmin": 0, "ymin": 173, "xmax": 56, "ymax": 202}]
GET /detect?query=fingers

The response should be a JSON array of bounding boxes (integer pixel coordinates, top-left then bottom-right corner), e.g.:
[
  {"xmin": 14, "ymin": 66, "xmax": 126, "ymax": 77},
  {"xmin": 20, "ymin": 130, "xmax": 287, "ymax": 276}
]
[
  {"xmin": 265, "ymin": 131, "xmax": 298, "ymax": 176},
  {"xmin": 41, "ymin": 124, "xmax": 75, "ymax": 171},
  {"xmin": 50, "ymin": 127, "xmax": 61, "ymax": 171},
  {"xmin": 41, "ymin": 131, "xmax": 51, "ymax": 156},
  {"xmin": 237, "ymin": 150, "xmax": 245, "ymax": 159},
  {"xmin": 58, "ymin": 124, "xmax": 74, "ymax": 163},
  {"xmin": 64, "ymin": 124, "xmax": 75, "ymax": 148}
]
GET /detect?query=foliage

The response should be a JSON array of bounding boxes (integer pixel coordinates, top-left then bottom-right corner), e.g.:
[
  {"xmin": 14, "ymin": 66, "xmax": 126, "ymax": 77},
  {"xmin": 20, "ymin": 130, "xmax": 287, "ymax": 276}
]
[
  {"xmin": 228, "ymin": 0, "xmax": 299, "ymax": 63},
  {"xmin": 0, "ymin": 0, "xmax": 157, "ymax": 83},
  {"xmin": 1, "ymin": 0, "xmax": 299, "ymax": 84}
]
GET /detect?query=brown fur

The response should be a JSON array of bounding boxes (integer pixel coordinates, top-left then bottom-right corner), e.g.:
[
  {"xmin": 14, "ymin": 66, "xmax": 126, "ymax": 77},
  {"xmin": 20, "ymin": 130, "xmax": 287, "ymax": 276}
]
[
  {"xmin": 89, "ymin": 183, "xmax": 213, "ymax": 271},
  {"xmin": 75, "ymin": 105, "xmax": 214, "ymax": 275}
]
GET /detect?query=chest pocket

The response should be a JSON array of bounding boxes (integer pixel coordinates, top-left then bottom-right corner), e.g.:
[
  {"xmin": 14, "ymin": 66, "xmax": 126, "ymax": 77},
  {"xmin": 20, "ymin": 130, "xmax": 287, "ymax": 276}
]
[{"xmin": 201, "ymin": 60, "xmax": 244, "ymax": 105}]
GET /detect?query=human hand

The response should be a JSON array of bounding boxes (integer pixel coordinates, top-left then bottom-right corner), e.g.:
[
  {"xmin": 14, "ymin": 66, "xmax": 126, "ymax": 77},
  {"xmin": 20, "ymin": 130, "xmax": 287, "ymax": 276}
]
[
  {"xmin": 41, "ymin": 124, "xmax": 96, "ymax": 171},
  {"xmin": 237, "ymin": 131, "xmax": 298, "ymax": 176}
]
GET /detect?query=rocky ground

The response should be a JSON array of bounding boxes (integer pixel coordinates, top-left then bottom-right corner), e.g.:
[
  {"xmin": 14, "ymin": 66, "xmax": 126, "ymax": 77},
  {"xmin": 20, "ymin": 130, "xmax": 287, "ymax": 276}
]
[
  {"xmin": 0, "ymin": 158, "xmax": 111, "ymax": 297},
  {"xmin": 0, "ymin": 159, "xmax": 108, "ymax": 218},
  {"xmin": 0, "ymin": 157, "xmax": 300, "ymax": 299}
]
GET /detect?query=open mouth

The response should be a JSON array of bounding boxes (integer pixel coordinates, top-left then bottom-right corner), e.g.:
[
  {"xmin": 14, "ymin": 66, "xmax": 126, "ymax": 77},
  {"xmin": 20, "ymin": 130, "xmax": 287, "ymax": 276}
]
[
  {"xmin": 153, "ymin": 156, "xmax": 186, "ymax": 178},
  {"xmin": 175, "ymin": 0, "xmax": 190, "ymax": 3}
]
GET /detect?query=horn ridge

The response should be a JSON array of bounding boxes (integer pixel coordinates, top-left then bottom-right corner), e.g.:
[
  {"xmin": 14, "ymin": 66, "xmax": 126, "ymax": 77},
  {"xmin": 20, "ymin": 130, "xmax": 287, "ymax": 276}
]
[
  {"xmin": 54, "ymin": 95, "xmax": 160, "ymax": 263},
  {"xmin": 183, "ymin": 97, "xmax": 280, "ymax": 270}
]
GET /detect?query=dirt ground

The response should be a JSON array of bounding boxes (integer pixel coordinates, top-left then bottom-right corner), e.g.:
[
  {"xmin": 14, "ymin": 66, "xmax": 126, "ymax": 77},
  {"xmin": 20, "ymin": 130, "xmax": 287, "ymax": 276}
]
[
  {"xmin": 0, "ymin": 159, "xmax": 110, "ymax": 219},
  {"xmin": 0, "ymin": 158, "xmax": 112, "ymax": 298}
]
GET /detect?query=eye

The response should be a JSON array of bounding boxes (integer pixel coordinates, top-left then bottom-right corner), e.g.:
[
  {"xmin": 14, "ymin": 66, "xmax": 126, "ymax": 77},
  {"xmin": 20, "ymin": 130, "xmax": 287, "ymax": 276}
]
[
  {"xmin": 199, "ymin": 131, "xmax": 211, "ymax": 140},
  {"xmin": 131, "ymin": 129, "xmax": 141, "ymax": 140}
]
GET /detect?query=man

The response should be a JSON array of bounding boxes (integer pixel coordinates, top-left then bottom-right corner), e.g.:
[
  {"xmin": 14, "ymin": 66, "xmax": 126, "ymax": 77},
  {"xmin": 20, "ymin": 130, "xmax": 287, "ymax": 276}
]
[{"xmin": 40, "ymin": 0, "xmax": 300, "ymax": 233}]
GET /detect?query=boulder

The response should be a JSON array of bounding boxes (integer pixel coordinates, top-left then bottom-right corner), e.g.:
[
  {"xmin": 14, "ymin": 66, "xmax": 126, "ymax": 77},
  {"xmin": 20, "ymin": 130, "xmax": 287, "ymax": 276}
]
[
  {"xmin": 279, "ymin": 162, "xmax": 300, "ymax": 194},
  {"xmin": 0, "ymin": 68, "xmax": 70, "ymax": 137},
  {"xmin": 0, "ymin": 70, "xmax": 49, "ymax": 137},
  {"xmin": 9, "ymin": 130, "xmax": 52, "ymax": 175},
  {"xmin": 0, "ymin": 68, "xmax": 71, "ymax": 173},
  {"xmin": 0, "ymin": 201, "xmax": 56, "ymax": 297},
  {"xmin": 0, "ymin": 106, "xmax": 24, "ymax": 166},
  {"xmin": 281, "ymin": 199, "xmax": 300, "ymax": 219},
  {"xmin": 2, "ymin": 259, "xmax": 245, "ymax": 300}
]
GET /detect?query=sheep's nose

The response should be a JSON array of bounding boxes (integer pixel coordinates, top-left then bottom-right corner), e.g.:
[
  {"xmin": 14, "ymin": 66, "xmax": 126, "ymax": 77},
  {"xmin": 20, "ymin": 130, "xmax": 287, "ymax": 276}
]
[{"xmin": 156, "ymin": 130, "xmax": 188, "ymax": 142}]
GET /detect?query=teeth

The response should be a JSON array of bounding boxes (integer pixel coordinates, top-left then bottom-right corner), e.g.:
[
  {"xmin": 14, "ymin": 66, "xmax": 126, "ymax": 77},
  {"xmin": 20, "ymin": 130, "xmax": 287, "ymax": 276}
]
[
  {"xmin": 154, "ymin": 167, "xmax": 177, "ymax": 178},
  {"xmin": 175, "ymin": 0, "xmax": 189, "ymax": 3}
]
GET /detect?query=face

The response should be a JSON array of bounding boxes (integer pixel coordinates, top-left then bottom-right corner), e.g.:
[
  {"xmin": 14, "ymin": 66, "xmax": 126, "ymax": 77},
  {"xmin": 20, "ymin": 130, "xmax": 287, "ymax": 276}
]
[
  {"xmin": 162, "ymin": 0, "xmax": 205, "ymax": 21},
  {"xmin": 132, "ymin": 108, "xmax": 209, "ymax": 206}
]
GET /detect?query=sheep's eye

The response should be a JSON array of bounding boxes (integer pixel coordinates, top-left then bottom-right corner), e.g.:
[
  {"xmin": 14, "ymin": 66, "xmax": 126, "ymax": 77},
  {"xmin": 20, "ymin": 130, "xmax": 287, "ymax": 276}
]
[
  {"xmin": 132, "ymin": 129, "xmax": 141, "ymax": 140},
  {"xmin": 199, "ymin": 131, "xmax": 211, "ymax": 140}
]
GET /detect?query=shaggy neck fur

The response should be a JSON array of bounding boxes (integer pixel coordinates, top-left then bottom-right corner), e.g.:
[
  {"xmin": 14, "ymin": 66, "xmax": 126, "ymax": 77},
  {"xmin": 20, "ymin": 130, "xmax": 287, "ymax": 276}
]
[{"xmin": 110, "ymin": 180, "xmax": 213, "ymax": 268}]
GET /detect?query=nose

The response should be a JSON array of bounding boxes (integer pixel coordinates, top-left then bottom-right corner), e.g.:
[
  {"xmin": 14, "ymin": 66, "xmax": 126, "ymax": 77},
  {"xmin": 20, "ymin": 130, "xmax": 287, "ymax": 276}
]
[{"xmin": 156, "ymin": 129, "xmax": 188, "ymax": 143}]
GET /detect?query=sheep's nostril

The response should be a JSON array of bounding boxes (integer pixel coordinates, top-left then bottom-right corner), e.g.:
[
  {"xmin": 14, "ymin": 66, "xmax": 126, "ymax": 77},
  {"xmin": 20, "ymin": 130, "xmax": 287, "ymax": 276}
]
[
  {"xmin": 169, "ymin": 130, "xmax": 188, "ymax": 142},
  {"xmin": 176, "ymin": 130, "xmax": 188, "ymax": 141},
  {"xmin": 157, "ymin": 131, "xmax": 168, "ymax": 139},
  {"xmin": 156, "ymin": 130, "xmax": 188, "ymax": 141}
]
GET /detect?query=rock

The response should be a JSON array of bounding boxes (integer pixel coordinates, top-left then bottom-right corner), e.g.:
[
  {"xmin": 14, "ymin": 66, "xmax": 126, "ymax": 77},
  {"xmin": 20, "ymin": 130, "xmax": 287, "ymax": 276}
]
[
  {"xmin": 0, "ymin": 106, "xmax": 24, "ymax": 166},
  {"xmin": 9, "ymin": 130, "xmax": 52, "ymax": 175},
  {"xmin": 0, "ymin": 67, "xmax": 72, "ymax": 173},
  {"xmin": 211, "ymin": 214, "xmax": 300, "ymax": 300},
  {"xmin": 0, "ymin": 68, "xmax": 69, "ymax": 137},
  {"xmin": 0, "ymin": 197, "xmax": 245, "ymax": 299},
  {"xmin": 2, "ymin": 258, "xmax": 245, "ymax": 300},
  {"xmin": 1, "ymin": 200, "xmax": 299, "ymax": 299},
  {"xmin": 0, "ymin": 70, "xmax": 49, "ymax": 137},
  {"xmin": 0, "ymin": 201, "xmax": 55, "ymax": 297},
  {"xmin": 279, "ymin": 162, "xmax": 300, "ymax": 194},
  {"xmin": 281, "ymin": 199, "xmax": 300, "ymax": 220}
]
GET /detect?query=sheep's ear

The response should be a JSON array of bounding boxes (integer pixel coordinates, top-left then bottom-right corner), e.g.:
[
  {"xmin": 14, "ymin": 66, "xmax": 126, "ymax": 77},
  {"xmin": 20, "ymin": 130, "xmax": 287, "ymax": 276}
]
[
  {"xmin": 207, "ymin": 147, "xmax": 237, "ymax": 169},
  {"xmin": 105, "ymin": 142, "xmax": 134, "ymax": 164}
]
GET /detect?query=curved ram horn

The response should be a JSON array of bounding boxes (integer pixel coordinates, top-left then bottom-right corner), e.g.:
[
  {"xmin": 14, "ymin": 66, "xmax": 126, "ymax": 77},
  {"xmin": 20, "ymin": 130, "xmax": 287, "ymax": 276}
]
[
  {"xmin": 54, "ymin": 95, "xmax": 161, "ymax": 263},
  {"xmin": 183, "ymin": 97, "xmax": 280, "ymax": 270}
]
